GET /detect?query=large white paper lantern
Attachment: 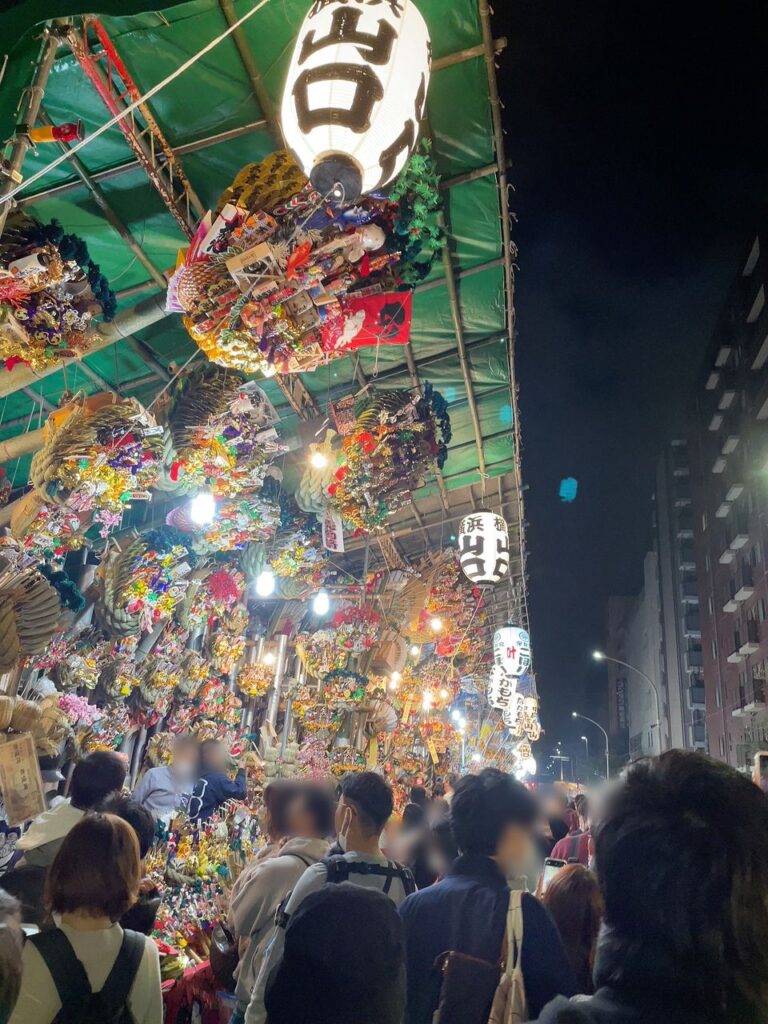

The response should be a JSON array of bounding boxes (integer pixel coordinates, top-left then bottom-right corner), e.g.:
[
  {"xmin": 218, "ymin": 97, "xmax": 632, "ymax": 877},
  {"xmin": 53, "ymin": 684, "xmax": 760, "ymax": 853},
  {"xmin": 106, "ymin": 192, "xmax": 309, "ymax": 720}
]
[
  {"xmin": 458, "ymin": 511, "xmax": 510, "ymax": 587},
  {"xmin": 487, "ymin": 663, "xmax": 517, "ymax": 711},
  {"xmin": 493, "ymin": 626, "xmax": 531, "ymax": 678},
  {"xmin": 281, "ymin": 0, "xmax": 431, "ymax": 199}
]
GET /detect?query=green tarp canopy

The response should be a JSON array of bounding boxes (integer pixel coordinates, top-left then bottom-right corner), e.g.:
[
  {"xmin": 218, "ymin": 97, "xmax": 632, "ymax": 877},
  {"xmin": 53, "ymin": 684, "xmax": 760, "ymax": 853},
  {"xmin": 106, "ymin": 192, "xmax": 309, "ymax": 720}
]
[{"xmin": 0, "ymin": 0, "xmax": 525, "ymax": 628}]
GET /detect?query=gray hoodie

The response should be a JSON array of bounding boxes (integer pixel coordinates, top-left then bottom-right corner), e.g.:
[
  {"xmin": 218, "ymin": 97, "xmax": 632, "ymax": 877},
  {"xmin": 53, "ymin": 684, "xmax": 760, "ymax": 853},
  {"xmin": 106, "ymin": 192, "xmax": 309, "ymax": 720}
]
[{"xmin": 229, "ymin": 835, "xmax": 330, "ymax": 1006}]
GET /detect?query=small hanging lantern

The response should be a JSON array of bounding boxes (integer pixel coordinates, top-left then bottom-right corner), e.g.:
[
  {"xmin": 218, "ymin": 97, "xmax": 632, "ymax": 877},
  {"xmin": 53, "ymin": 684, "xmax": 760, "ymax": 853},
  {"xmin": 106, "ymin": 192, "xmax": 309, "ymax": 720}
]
[
  {"xmin": 457, "ymin": 510, "xmax": 510, "ymax": 587},
  {"xmin": 281, "ymin": 0, "xmax": 431, "ymax": 199},
  {"xmin": 493, "ymin": 626, "xmax": 531, "ymax": 677},
  {"xmin": 487, "ymin": 663, "xmax": 517, "ymax": 711}
]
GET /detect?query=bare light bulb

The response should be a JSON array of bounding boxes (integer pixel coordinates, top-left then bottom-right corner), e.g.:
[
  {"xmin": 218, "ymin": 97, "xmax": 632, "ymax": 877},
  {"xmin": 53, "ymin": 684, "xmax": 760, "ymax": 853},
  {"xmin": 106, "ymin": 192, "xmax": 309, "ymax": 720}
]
[
  {"xmin": 255, "ymin": 568, "xmax": 276, "ymax": 597},
  {"xmin": 410, "ymin": 644, "xmax": 420, "ymax": 657},
  {"xmin": 263, "ymin": 651, "xmax": 276, "ymax": 666},
  {"xmin": 310, "ymin": 449, "xmax": 328, "ymax": 469},
  {"xmin": 440, "ymin": 688, "xmax": 448, "ymax": 699},
  {"xmin": 189, "ymin": 491, "xmax": 216, "ymax": 526},
  {"xmin": 312, "ymin": 589, "xmax": 330, "ymax": 616},
  {"xmin": 430, "ymin": 617, "xmax": 443, "ymax": 632}
]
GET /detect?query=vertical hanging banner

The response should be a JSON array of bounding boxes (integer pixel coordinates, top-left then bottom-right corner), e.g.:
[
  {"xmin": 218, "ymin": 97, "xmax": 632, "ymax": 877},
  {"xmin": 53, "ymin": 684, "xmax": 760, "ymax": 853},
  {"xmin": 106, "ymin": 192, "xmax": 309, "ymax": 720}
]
[{"xmin": 321, "ymin": 509, "xmax": 345, "ymax": 552}]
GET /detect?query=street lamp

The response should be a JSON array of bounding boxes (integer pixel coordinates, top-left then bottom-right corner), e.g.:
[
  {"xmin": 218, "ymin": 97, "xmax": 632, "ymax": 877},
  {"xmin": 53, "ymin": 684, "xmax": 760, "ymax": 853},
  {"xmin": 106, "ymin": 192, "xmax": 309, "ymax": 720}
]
[
  {"xmin": 572, "ymin": 711, "xmax": 610, "ymax": 779},
  {"xmin": 581, "ymin": 735, "xmax": 589, "ymax": 759},
  {"xmin": 592, "ymin": 650, "xmax": 662, "ymax": 754}
]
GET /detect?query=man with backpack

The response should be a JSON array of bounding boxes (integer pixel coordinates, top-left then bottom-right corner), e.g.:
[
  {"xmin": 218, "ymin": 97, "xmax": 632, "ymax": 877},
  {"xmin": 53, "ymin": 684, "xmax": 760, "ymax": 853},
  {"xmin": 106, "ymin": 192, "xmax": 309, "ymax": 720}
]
[
  {"xmin": 244, "ymin": 772, "xmax": 415, "ymax": 1024},
  {"xmin": 399, "ymin": 769, "xmax": 575, "ymax": 1024},
  {"xmin": 228, "ymin": 784, "xmax": 336, "ymax": 1024}
]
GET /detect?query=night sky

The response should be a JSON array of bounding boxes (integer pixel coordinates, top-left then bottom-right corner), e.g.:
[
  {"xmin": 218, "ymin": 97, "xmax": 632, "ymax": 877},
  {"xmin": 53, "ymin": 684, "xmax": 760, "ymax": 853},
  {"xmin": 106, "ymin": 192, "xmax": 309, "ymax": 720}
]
[{"xmin": 494, "ymin": 1, "xmax": 768, "ymax": 759}]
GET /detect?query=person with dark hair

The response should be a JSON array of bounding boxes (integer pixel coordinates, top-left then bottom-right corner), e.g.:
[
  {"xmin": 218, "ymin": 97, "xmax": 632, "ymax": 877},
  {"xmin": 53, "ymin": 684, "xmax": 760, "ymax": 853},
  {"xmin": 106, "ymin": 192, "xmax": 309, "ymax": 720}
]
[
  {"xmin": 409, "ymin": 785, "xmax": 428, "ymax": 809},
  {"xmin": 0, "ymin": 890, "xmax": 22, "ymax": 1024},
  {"xmin": 264, "ymin": 884, "xmax": 405, "ymax": 1024},
  {"xmin": 14, "ymin": 751, "xmax": 127, "ymax": 869},
  {"xmin": 399, "ymin": 768, "xmax": 576, "ymax": 1024},
  {"xmin": 244, "ymin": 772, "xmax": 415, "ymax": 1024},
  {"xmin": 100, "ymin": 794, "xmax": 161, "ymax": 936},
  {"xmin": 444, "ymin": 772, "xmax": 460, "ymax": 805},
  {"xmin": 10, "ymin": 814, "xmax": 161, "ymax": 1023},
  {"xmin": 228, "ymin": 784, "xmax": 335, "ymax": 1023},
  {"xmin": 393, "ymin": 803, "xmax": 437, "ymax": 890},
  {"xmin": 542, "ymin": 864, "xmax": 602, "ymax": 995},
  {"xmin": 426, "ymin": 817, "xmax": 459, "ymax": 881},
  {"xmin": 550, "ymin": 796, "xmax": 591, "ymax": 865},
  {"xmin": 532, "ymin": 750, "xmax": 768, "ymax": 1024},
  {"xmin": 132, "ymin": 734, "xmax": 198, "ymax": 822},
  {"xmin": 188, "ymin": 739, "xmax": 247, "ymax": 822}
]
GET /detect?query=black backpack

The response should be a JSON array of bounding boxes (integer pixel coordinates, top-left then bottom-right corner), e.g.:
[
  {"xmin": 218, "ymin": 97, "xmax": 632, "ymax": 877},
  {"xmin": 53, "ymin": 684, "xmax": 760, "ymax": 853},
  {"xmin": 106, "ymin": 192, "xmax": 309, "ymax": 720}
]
[{"xmin": 29, "ymin": 926, "xmax": 144, "ymax": 1024}]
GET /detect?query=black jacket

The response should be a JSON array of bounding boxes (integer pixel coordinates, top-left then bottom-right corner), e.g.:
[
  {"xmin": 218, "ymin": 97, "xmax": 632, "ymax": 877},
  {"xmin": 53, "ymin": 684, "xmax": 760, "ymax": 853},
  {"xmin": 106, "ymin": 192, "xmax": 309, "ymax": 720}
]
[{"xmin": 399, "ymin": 854, "xmax": 576, "ymax": 1024}]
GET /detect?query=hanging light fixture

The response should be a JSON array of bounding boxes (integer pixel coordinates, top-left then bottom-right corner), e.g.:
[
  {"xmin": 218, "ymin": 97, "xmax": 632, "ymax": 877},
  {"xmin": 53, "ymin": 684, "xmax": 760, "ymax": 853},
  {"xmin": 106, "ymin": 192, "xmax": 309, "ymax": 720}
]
[
  {"xmin": 255, "ymin": 568, "xmax": 276, "ymax": 598},
  {"xmin": 493, "ymin": 626, "xmax": 531, "ymax": 677},
  {"xmin": 281, "ymin": 0, "xmax": 431, "ymax": 199},
  {"xmin": 457, "ymin": 511, "xmax": 510, "ymax": 587},
  {"xmin": 312, "ymin": 589, "xmax": 331, "ymax": 616},
  {"xmin": 188, "ymin": 491, "xmax": 216, "ymax": 526}
]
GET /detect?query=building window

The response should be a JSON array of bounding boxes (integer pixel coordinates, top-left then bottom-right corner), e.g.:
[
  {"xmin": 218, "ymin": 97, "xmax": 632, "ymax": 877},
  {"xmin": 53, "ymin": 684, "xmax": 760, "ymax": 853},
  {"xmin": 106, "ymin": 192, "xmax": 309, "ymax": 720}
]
[
  {"xmin": 758, "ymin": 599, "xmax": 767, "ymax": 622},
  {"xmin": 708, "ymin": 595, "xmax": 714, "ymax": 616},
  {"xmin": 719, "ymin": 735, "xmax": 726, "ymax": 757},
  {"xmin": 712, "ymin": 639, "xmax": 718, "ymax": 659},
  {"xmin": 702, "ymin": 512, "xmax": 708, "ymax": 532},
  {"xmin": 716, "ymin": 685, "xmax": 722, "ymax": 707}
]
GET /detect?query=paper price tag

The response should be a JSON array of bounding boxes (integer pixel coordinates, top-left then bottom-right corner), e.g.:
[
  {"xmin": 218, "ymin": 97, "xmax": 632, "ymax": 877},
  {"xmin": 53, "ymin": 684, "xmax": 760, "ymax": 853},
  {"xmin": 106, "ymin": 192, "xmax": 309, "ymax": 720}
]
[{"xmin": 426, "ymin": 738, "xmax": 439, "ymax": 765}]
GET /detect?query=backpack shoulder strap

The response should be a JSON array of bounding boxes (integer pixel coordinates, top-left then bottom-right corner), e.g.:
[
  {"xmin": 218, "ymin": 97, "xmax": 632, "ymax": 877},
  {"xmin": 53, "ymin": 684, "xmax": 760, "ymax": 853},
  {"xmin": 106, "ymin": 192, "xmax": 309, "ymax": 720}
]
[
  {"xmin": 279, "ymin": 851, "xmax": 312, "ymax": 869},
  {"xmin": 505, "ymin": 890, "xmax": 525, "ymax": 975},
  {"xmin": 100, "ymin": 929, "xmax": 145, "ymax": 1013},
  {"xmin": 396, "ymin": 861, "xmax": 417, "ymax": 896},
  {"xmin": 29, "ymin": 928, "xmax": 92, "ymax": 1013},
  {"xmin": 322, "ymin": 855, "xmax": 350, "ymax": 884}
]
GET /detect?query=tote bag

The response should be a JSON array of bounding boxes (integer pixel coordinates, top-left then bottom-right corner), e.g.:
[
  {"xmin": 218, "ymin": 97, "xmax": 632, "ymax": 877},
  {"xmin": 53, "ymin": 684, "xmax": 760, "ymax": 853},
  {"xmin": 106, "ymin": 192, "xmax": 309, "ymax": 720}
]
[{"xmin": 487, "ymin": 889, "xmax": 527, "ymax": 1024}]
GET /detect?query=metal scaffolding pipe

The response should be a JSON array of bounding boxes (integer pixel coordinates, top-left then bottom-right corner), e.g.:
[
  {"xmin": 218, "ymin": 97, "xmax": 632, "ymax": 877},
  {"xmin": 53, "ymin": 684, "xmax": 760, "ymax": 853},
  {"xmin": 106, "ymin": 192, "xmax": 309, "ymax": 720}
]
[
  {"xmin": 264, "ymin": 633, "xmax": 288, "ymax": 728},
  {"xmin": 0, "ymin": 23, "xmax": 64, "ymax": 236}
]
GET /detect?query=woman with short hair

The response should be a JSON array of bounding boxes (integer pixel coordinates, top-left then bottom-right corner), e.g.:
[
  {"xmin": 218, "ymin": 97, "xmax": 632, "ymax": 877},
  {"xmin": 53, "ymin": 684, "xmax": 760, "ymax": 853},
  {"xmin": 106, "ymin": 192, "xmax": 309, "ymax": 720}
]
[{"xmin": 9, "ymin": 814, "xmax": 161, "ymax": 1024}]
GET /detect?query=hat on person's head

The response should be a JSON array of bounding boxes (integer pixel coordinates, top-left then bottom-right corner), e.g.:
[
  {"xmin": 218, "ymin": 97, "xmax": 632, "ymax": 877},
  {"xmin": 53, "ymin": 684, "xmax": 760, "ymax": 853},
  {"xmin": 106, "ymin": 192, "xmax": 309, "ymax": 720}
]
[{"xmin": 264, "ymin": 882, "xmax": 405, "ymax": 1024}]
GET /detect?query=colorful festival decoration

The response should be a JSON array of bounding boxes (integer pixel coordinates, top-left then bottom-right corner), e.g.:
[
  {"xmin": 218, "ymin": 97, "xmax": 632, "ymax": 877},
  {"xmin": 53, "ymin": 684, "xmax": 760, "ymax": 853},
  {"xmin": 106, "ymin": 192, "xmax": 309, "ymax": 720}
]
[
  {"xmin": 327, "ymin": 385, "xmax": 451, "ymax": 531},
  {"xmin": 458, "ymin": 510, "xmax": 510, "ymax": 587},
  {"xmin": 281, "ymin": 0, "xmax": 432, "ymax": 198},
  {"xmin": 0, "ymin": 215, "xmax": 116, "ymax": 372}
]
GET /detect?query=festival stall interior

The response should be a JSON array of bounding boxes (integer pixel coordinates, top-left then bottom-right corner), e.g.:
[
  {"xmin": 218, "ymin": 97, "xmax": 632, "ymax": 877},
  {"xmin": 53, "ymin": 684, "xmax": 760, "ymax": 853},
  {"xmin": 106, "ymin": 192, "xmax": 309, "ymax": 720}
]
[{"xmin": 0, "ymin": 0, "xmax": 538, "ymax": 998}]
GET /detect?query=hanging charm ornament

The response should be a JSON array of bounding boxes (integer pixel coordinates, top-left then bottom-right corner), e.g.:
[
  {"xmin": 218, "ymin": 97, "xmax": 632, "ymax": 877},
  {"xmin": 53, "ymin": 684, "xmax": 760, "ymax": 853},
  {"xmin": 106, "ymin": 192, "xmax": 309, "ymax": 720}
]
[
  {"xmin": 457, "ymin": 510, "xmax": 510, "ymax": 587},
  {"xmin": 281, "ymin": 0, "xmax": 432, "ymax": 199}
]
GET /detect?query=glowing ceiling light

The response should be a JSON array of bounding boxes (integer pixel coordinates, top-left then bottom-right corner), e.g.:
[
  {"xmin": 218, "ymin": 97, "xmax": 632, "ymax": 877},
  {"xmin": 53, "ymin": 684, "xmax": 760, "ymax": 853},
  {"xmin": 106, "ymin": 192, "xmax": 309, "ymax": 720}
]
[
  {"xmin": 430, "ymin": 617, "xmax": 443, "ymax": 632},
  {"xmin": 312, "ymin": 589, "xmax": 330, "ymax": 616},
  {"xmin": 410, "ymin": 644, "xmax": 420, "ymax": 657},
  {"xmin": 189, "ymin": 491, "xmax": 216, "ymax": 526},
  {"xmin": 310, "ymin": 450, "xmax": 328, "ymax": 469},
  {"xmin": 263, "ymin": 650, "xmax": 276, "ymax": 667},
  {"xmin": 255, "ymin": 569, "xmax": 276, "ymax": 598}
]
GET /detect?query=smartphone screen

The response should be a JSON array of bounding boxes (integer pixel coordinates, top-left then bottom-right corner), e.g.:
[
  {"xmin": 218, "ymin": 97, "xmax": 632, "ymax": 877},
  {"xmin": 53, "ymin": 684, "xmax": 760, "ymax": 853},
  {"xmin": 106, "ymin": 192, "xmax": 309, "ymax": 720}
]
[{"xmin": 541, "ymin": 858, "xmax": 566, "ymax": 891}]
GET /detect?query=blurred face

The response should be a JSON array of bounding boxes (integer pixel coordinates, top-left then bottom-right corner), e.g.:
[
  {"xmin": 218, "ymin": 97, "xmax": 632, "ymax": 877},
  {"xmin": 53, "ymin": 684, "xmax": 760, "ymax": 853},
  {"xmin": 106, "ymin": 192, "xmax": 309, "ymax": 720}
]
[
  {"xmin": 173, "ymin": 744, "xmax": 197, "ymax": 778},
  {"xmin": 204, "ymin": 744, "xmax": 227, "ymax": 772},
  {"xmin": 495, "ymin": 822, "xmax": 534, "ymax": 875},
  {"xmin": 287, "ymin": 795, "xmax": 319, "ymax": 838}
]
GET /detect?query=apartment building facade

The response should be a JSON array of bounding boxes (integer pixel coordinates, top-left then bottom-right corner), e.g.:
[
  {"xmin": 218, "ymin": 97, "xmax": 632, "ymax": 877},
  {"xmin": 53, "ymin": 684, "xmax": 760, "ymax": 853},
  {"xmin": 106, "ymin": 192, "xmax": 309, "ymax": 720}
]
[
  {"xmin": 690, "ymin": 231, "xmax": 768, "ymax": 771},
  {"xmin": 654, "ymin": 441, "xmax": 707, "ymax": 752}
]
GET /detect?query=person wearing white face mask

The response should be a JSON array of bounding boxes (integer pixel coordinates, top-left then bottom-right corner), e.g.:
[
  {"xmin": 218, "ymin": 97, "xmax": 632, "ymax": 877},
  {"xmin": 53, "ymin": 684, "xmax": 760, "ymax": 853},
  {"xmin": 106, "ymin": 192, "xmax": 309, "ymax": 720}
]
[
  {"xmin": 243, "ymin": 772, "xmax": 415, "ymax": 1024},
  {"xmin": 398, "ymin": 769, "xmax": 577, "ymax": 1024}
]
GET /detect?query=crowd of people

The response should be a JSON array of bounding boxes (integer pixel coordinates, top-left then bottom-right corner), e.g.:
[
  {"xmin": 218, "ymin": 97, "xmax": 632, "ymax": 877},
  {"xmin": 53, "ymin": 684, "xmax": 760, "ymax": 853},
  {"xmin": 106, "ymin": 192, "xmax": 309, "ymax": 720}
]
[{"xmin": 0, "ymin": 745, "xmax": 766, "ymax": 1023}]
